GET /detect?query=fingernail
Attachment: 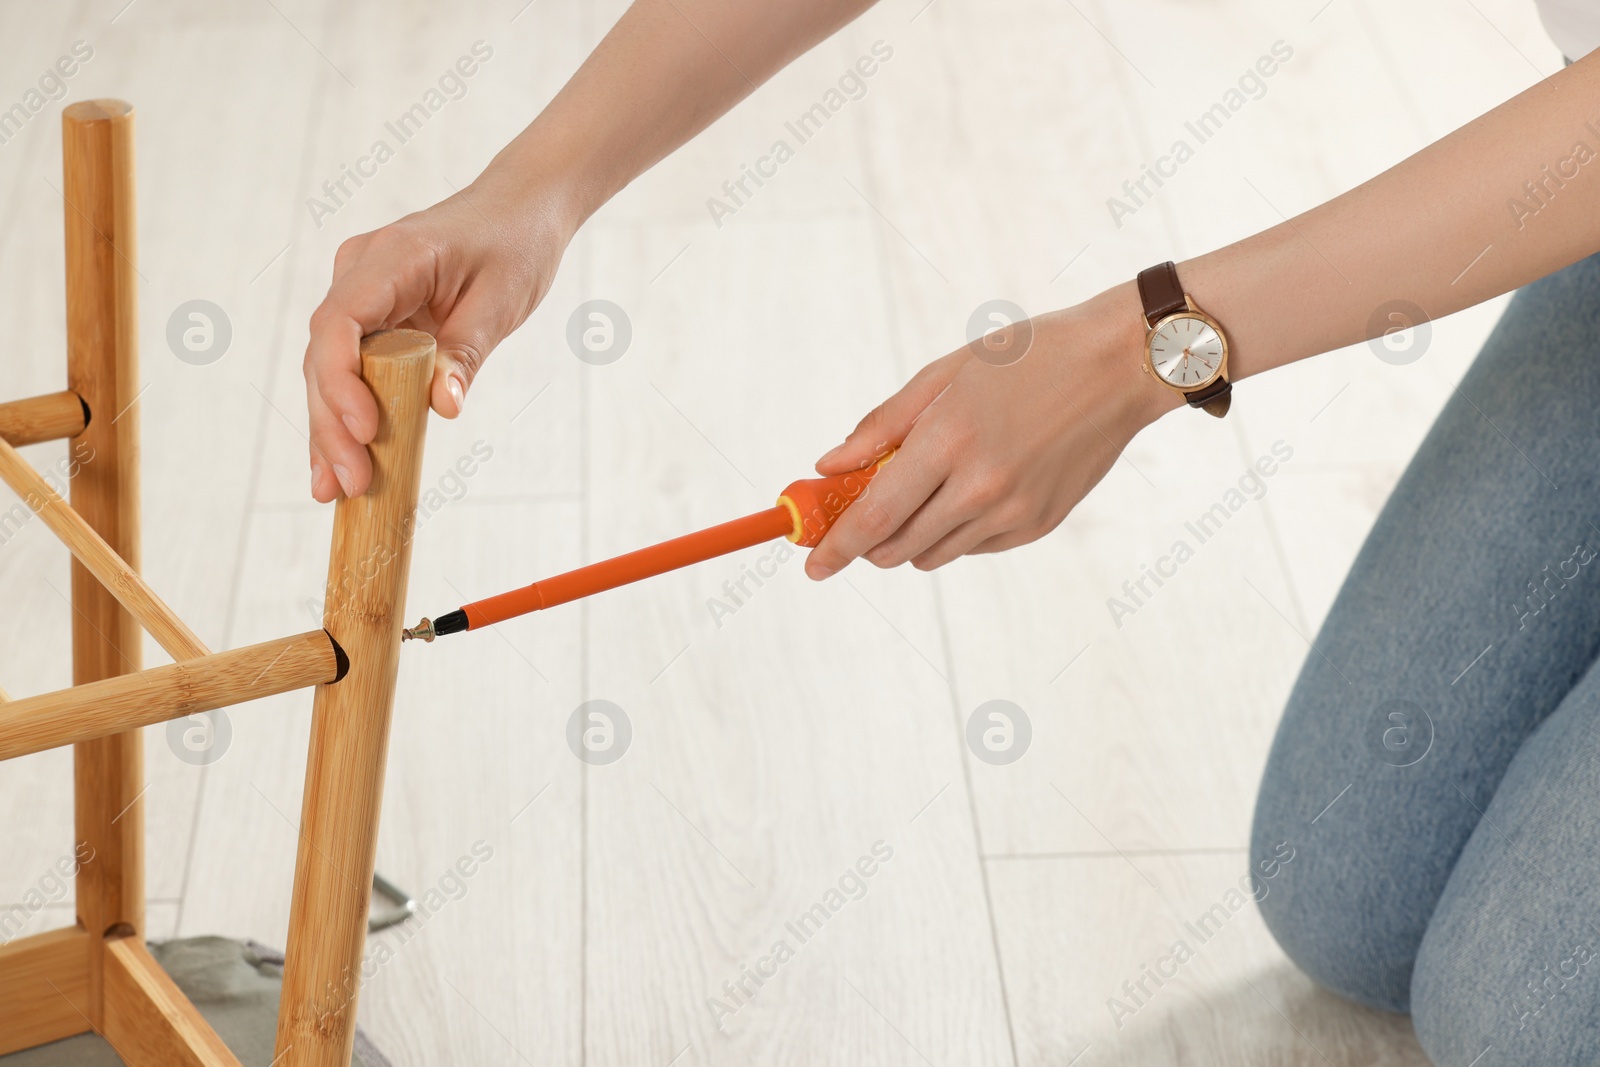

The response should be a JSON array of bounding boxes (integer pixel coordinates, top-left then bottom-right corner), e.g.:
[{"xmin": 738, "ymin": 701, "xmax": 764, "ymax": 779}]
[
  {"xmin": 311, "ymin": 464, "xmax": 323, "ymax": 495},
  {"xmin": 446, "ymin": 373, "xmax": 465, "ymax": 413},
  {"xmin": 817, "ymin": 444, "xmax": 845, "ymax": 466},
  {"xmin": 332, "ymin": 464, "xmax": 353, "ymax": 497},
  {"xmin": 341, "ymin": 414, "xmax": 362, "ymax": 439}
]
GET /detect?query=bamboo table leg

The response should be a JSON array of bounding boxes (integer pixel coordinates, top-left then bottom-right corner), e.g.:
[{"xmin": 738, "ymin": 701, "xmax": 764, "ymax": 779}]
[
  {"xmin": 63, "ymin": 98, "xmax": 144, "ymax": 1026},
  {"xmin": 275, "ymin": 330, "xmax": 435, "ymax": 1066}
]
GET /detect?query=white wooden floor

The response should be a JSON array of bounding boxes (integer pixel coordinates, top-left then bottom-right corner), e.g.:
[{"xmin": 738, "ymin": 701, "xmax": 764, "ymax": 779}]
[{"xmin": 0, "ymin": 0, "xmax": 1563, "ymax": 1064}]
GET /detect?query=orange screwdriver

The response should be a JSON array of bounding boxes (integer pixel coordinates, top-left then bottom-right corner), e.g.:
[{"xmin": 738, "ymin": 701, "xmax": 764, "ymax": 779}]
[{"xmin": 401, "ymin": 451, "xmax": 893, "ymax": 643}]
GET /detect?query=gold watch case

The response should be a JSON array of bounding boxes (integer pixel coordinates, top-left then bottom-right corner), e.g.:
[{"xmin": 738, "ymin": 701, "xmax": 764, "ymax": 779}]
[{"xmin": 1141, "ymin": 297, "xmax": 1230, "ymax": 395}]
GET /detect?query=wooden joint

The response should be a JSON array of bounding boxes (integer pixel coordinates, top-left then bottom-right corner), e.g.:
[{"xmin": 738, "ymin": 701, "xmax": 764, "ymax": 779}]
[{"xmin": 324, "ymin": 630, "xmax": 351, "ymax": 683}]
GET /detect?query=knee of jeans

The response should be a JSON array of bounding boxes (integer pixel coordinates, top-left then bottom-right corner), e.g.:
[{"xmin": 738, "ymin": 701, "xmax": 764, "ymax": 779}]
[
  {"xmin": 1410, "ymin": 893, "xmax": 1600, "ymax": 1066},
  {"xmin": 1251, "ymin": 801, "xmax": 1418, "ymax": 1014},
  {"xmin": 1411, "ymin": 930, "xmax": 1483, "ymax": 1066},
  {"xmin": 1411, "ymin": 926, "xmax": 1538, "ymax": 1067}
]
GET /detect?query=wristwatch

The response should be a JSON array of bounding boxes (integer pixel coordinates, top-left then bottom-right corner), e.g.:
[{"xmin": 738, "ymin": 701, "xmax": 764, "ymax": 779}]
[{"xmin": 1136, "ymin": 261, "xmax": 1231, "ymax": 417}]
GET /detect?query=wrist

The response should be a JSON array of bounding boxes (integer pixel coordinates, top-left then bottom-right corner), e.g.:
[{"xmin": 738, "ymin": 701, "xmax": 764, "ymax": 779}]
[
  {"xmin": 1077, "ymin": 280, "xmax": 1187, "ymax": 427},
  {"xmin": 471, "ymin": 122, "xmax": 601, "ymax": 245}
]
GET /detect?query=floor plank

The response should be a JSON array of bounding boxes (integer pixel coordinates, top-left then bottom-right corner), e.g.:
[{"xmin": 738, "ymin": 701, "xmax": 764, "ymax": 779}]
[
  {"xmin": 580, "ymin": 211, "xmax": 1013, "ymax": 1065},
  {"xmin": 988, "ymin": 853, "xmax": 1432, "ymax": 1066}
]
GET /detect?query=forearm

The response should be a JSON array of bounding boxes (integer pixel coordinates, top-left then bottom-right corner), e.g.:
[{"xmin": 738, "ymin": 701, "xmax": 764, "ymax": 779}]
[
  {"xmin": 1170, "ymin": 49, "xmax": 1600, "ymax": 385},
  {"xmin": 479, "ymin": 0, "xmax": 879, "ymax": 226},
  {"xmin": 803, "ymin": 43, "xmax": 1600, "ymax": 576}
]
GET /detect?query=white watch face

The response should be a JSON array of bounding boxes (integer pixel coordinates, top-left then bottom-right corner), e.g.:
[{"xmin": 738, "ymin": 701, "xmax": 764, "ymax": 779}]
[{"xmin": 1149, "ymin": 314, "xmax": 1224, "ymax": 388}]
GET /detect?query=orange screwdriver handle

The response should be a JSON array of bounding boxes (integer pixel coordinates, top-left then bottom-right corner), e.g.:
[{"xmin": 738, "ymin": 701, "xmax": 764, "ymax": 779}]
[{"xmin": 777, "ymin": 449, "xmax": 895, "ymax": 548}]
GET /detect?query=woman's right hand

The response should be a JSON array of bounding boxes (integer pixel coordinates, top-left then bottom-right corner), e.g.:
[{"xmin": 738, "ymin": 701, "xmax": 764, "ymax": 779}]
[{"xmin": 303, "ymin": 176, "xmax": 578, "ymax": 501}]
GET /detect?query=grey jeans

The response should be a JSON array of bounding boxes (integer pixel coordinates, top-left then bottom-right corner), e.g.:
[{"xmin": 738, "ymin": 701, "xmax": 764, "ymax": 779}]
[{"xmin": 1250, "ymin": 248, "xmax": 1600, "ymax": 1065}]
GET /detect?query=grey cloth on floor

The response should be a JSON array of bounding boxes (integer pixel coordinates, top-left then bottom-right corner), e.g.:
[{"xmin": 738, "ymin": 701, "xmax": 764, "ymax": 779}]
[{"xmin": 0, "ymin": 937, "xmax": 391, "ymax": 1067}]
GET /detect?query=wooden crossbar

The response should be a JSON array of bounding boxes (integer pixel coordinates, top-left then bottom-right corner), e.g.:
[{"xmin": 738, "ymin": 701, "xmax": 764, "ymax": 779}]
[
  {"xmin": 103, "ymin": 937, "xmax": 241, "ymax": 1066},
  {"xmin": 0, "ymin": 434, "xmax": 209, "ymax": 662},
  {"xmin": 0, "ymin": 390, "xmax": 87, "ymax": 448},
  {"xmin": 0, "ymin": 629, "xmax": 342, "ymax": 762}
]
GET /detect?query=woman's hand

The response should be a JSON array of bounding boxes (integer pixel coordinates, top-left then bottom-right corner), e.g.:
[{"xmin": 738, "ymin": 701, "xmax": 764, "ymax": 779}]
[
  {"xmin": 303, "ymin": 177, "xmax": 579, "ymax": 501},
  {"xmin": 805, "ymin": 284, "xmax": 1177, "ymax": 579},
  {"xmin": 300, "ymin": 0, "xmax": 893, "ymax": 503}
]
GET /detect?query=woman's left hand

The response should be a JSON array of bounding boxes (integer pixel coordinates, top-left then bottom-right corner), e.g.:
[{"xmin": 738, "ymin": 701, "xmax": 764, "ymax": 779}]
[{"xmin": 805, "ymin": 284, "xmax": 1177, "ymax": 579}]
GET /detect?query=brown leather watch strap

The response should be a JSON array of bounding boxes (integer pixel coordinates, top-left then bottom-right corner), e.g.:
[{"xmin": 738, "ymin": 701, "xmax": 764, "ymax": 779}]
[
  {"xmin": 1138, "ymin": 259, "xmax": 1232, "ymax": 418},
  {"xmin": 1137, "ymin": 260, "xmax": 1187, "ymax": 326},
  {"xmin": 1185, "ymin": 377, "xmax": 1232, "ymax": 418}
]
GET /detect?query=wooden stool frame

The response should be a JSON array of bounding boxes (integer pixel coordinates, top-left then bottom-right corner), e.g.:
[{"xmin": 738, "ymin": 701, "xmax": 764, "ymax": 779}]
[{"xmin": 0, "ymin": 100, "xmax": 433, "ymax": 1067}]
